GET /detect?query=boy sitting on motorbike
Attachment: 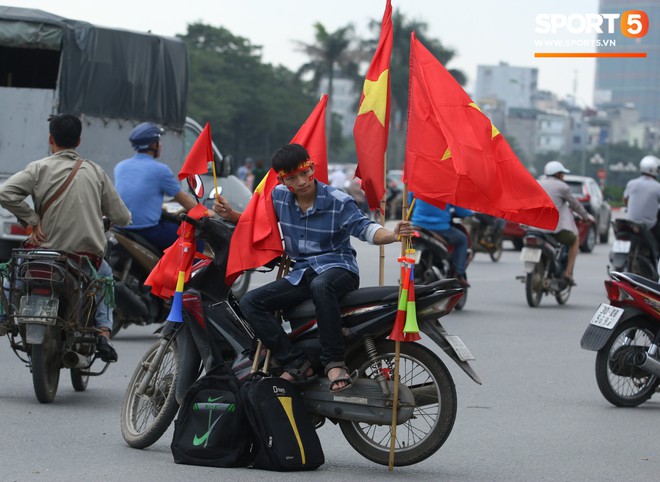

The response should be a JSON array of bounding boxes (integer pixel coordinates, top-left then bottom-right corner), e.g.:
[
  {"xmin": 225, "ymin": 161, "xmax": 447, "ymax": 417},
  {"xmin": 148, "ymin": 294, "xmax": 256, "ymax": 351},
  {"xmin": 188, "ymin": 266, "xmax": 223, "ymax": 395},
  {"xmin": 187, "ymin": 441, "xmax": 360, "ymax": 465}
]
[{"xmin": 213, "ymin": 143, "xmax": 412, "ymax": 392}]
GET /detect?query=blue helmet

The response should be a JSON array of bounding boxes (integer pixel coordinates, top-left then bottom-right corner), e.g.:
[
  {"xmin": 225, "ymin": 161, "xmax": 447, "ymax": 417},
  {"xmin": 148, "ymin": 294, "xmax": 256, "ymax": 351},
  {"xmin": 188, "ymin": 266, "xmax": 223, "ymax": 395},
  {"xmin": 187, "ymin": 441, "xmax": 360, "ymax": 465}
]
[{"xmin": 129, "ymin": 122, "xmax": 164, "ymax": 150}]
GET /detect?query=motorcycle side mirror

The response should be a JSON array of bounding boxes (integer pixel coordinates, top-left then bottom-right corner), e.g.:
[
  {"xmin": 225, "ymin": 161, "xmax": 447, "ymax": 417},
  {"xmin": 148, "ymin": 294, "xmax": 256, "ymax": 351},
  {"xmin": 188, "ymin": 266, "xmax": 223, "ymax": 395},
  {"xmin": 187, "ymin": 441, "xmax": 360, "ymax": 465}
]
[
  {"xmin": 208, "ymin": 186, "xmax": 223, "ymax": 200},
  {"xmin": 187, "ymin": 174, "xmax": 204, "ymax": 199}
]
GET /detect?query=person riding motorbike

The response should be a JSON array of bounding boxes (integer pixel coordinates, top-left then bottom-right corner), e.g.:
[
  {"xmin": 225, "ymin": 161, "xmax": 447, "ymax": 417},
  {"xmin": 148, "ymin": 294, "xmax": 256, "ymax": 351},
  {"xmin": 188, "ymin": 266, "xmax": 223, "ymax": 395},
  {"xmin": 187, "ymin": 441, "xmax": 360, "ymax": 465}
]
[
  {"xmin": 213, "ymin": 143, "xmax": 413, "ymax": 392},
  {"xmin": 623, "ymin": 155, "xmax": 660, "ymax": 251},
  {"xmin": 114, "ymin": 122, "xmax": 202, "ymax": 251},
  {"xmin": 0, "ymin": 114, "xmax": 132, "ymax": 361},
  {"xmin": 537, "ymin": 161, "xmax": 595, "ymax": 286},
  {"xmin": 409, "ymin": 197, "xmax": 472, "ymax": 287}
]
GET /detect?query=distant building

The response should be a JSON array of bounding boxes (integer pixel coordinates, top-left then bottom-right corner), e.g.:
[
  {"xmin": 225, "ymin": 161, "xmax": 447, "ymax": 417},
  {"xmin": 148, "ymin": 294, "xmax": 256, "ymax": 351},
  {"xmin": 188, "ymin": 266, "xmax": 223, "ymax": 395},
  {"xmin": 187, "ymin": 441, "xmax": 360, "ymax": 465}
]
[
  {"xmin": 594, "ymin": 0, "xmax": 660, "ymax": 121},
  {"xmin": 475, "ymin": 62, "xmax": 538, "ymax": 111},
  {"xmin": 318, "ymin": 73, "xmax": 357, "ymax": 139}
]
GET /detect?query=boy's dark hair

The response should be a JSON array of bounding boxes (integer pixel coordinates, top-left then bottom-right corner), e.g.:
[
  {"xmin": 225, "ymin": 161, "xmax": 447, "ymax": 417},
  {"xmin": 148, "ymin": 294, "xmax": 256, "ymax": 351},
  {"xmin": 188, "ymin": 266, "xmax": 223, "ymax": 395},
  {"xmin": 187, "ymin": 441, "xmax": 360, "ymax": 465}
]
[
  {"xmin": 48, "ymin": 114, "xmax": 82, "ymax": 149},
  {"xmin": 271, "ymin": 144, "xmax": 310, "ymax": 173}
]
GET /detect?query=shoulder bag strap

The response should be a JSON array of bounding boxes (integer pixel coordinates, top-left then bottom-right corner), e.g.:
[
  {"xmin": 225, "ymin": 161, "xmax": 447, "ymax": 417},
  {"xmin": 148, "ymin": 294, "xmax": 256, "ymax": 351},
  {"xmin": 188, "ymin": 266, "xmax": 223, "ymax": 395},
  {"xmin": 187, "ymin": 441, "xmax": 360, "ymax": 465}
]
[{"xmin": 41, "ymin": 158, "xmax": 84, "ymax": 216}]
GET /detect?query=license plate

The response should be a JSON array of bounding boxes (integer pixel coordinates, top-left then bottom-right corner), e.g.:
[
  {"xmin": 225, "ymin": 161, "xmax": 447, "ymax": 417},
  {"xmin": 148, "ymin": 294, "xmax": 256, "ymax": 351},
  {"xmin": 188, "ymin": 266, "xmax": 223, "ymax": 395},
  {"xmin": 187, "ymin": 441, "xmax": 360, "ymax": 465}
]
[
  {"xmin": 18, "ymin": 296, "xmax": 59, "ymax": 324},
  {"xmin": 612, "ymin": 240, "xmax": 630, "ymax": 254},
  {"xmin": 589, "ymin": 303, "xmax": 624, "ymax": 330},
  {"xmin": 520, "ymin": 247, "xmax": 542, "ymax": 263},
  {"xmin": 445, "ymin": 335, "xmax": 475, "ymax": 361}
]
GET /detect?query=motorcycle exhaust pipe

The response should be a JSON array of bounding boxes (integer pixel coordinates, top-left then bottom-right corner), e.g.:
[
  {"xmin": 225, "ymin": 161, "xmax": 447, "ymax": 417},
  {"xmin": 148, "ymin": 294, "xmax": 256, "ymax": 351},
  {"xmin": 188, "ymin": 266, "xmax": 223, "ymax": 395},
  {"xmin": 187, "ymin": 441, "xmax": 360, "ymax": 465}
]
[
  {"xmin": 633, "ymin": 352, "xmax": 660, "ymax": 378},
  {"xmin": 62, "ymin": 351, "xmax": 92, "ymax": 369}
]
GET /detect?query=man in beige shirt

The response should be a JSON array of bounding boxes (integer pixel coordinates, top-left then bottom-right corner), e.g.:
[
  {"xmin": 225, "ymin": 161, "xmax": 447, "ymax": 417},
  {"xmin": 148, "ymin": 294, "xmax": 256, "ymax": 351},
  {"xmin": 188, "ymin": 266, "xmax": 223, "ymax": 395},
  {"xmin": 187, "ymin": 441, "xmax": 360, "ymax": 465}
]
[
  {"xmin": 538, "ymin": 161, "xmax": 595, "ymax": 285},
  {"xmin": 0, "ymin": 114, "xmax": 131, "ymax": 361}
]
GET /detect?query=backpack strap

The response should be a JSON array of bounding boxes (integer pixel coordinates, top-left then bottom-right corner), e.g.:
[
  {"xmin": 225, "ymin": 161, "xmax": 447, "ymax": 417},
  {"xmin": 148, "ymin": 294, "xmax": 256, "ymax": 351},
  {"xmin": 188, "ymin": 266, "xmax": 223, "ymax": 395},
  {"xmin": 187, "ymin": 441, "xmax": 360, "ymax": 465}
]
[{"xmin": 41, "ymin": 158, "xmax": 84, "ymax": 216}]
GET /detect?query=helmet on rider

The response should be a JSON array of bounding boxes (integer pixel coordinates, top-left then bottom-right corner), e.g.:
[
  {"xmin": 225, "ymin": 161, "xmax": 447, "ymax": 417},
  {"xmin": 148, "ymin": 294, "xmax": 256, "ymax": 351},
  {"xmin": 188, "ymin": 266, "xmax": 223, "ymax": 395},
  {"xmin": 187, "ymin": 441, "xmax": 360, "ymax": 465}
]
[
  {"xmin": 544, "ymin": 160, "xmax": 570, "ymax": 176},
  {"xmin": 129, "ymin": 123, "xmax": 164, "ymax": 151},
  {"xmin": 639, "ymin": 155, "xmax": 660, "ymax": 177}
]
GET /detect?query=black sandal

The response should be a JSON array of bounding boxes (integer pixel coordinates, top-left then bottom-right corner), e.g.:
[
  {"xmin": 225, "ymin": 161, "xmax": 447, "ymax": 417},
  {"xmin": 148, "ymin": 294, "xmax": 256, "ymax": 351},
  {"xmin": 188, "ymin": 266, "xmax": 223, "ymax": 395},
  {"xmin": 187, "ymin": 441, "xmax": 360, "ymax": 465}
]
[
  {"xmin": 325, "ymin": 362, "xmax": 357, "ymax": 393},
  {"xmin": 282, "ymin": 359, "xmax": 318, "ymax": 386}
]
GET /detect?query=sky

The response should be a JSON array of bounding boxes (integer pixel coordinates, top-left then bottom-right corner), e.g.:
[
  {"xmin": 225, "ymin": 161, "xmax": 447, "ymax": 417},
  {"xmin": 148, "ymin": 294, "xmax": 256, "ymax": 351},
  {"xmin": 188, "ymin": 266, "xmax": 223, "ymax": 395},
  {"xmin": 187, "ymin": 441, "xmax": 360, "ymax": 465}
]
[{"xmin": 2, "ymin": 0, "xmax": 601, "ymax": 106}]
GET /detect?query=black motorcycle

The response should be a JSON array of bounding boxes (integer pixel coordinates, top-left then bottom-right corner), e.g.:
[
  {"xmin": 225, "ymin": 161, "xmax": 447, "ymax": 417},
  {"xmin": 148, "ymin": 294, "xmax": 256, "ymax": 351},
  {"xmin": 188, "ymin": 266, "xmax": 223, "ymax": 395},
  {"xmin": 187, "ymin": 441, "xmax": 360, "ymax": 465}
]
[
  {"xmin": 0, "ymin": 249, "xmax": 113, "ymax": 403},
  {"xmin": 464, "ymin": 214, "xmax": 504, "ymax": 263},
  {"xmin": 106, "ymin": 209, "xmax": 250, "ymax": 337},
  {"xmin": 608, "ymin": 218, "xmax": 658, "ymax": 280},
  {"xmin": 518, "ymin": 229, "xmax": 572, "ymax": 307},
  {"xmin": 120, "ymin": 215, "xmax": 480, "ymax": 467},
  {"xmin": 410, "ymin": 221, "xmax": 472, "ymax": 310}
]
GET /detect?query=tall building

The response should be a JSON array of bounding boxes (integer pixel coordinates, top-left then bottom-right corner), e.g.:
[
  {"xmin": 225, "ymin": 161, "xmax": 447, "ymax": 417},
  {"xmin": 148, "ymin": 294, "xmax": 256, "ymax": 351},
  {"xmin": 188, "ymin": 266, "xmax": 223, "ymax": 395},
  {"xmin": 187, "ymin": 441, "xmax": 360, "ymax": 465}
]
[
  {"xmin": 475, "ymin": 62, "xmax": 538, "ymax": 111},
  {"xmin": 594, "ymin": 0, "xmax": 660, "ymax": 121}
]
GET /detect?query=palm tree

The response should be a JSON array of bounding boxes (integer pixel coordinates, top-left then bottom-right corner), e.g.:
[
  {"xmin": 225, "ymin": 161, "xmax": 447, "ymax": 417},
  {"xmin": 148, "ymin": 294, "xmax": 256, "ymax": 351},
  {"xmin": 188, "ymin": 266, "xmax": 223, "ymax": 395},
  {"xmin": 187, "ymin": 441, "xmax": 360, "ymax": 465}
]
[
  {"xmin": 294, "ymin": 22, "xmax": 364, "ymax": 149},
  {"xmin": 364, "ymin": 9, "xmax": 467, "ymax": 168}
]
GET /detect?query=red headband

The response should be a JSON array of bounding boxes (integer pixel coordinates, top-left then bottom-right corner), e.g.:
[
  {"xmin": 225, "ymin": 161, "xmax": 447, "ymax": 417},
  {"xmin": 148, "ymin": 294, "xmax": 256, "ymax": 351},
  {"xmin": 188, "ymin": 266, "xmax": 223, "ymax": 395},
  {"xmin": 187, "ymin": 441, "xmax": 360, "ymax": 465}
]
[{"xmin": 278, "ymin": 159, "xmax": 313, "ymax": 178}]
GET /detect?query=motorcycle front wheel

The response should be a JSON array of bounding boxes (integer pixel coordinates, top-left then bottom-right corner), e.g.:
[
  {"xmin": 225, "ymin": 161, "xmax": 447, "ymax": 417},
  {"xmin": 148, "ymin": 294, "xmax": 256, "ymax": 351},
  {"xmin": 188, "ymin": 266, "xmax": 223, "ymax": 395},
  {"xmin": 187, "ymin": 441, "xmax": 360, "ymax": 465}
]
[
  {"xmin": 121, "ymin": 339, "xmax": 180, "ymax": 448},
  {"xmin": 31, "ymin": 326, "xmax": 62, "ymax": 404},
  {"xmin": 341, "ymin": 340, "xmax": 457, "ymax": 467},
  {"xmin": 525, "ymin": 259, "xmax": 545, "ymax": 307},
  {"xmin": 489, "ymin": 238, "xmax": 503, "ymax": 262},
  {"xmin": 595, "ymin": 318, "xmax": 659, "ymax": 407},
  {"xmin": 70, "ymin": 368, "xmax": 89, "ymax": 392}
]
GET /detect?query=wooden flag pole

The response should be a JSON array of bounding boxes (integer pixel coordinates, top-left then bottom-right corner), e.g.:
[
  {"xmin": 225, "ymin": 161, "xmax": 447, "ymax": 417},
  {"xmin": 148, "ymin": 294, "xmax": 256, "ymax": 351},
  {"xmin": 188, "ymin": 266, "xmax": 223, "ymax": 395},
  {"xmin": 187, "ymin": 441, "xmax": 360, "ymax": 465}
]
[
  {"xmin": 211, "ymin": 157, "xmax": 220, "ymax": 203},
  {"xmin": 388, "ymin": 183, "xmax": 410, "ymax": 471}
]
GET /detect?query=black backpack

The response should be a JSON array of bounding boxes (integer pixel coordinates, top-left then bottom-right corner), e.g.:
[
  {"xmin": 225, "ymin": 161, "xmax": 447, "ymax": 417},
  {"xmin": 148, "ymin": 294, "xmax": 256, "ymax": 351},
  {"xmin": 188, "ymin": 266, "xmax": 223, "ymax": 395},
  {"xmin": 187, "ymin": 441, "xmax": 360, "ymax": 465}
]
[
  {"xmin": 240, "ymin": 374, "xmax": 324, "ymax": 471},
  {"xmin": 170, "ymin": 365, "xmax": 250, "ymax": 467}
]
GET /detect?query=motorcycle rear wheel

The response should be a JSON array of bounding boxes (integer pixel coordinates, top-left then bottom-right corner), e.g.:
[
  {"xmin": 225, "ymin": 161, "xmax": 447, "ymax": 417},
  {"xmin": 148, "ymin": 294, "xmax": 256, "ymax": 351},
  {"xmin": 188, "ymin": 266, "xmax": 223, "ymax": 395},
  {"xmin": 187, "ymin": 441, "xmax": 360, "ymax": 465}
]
[
  {"xmin": 341, "ymin": 340, "xmax": 457, "ymax": 466},
  {"xmin": 595, "ymin": 318, "xmax": 659, "ymax": 407},
  {"xmin": 31, "ymin": 326, "xmax": 61, "ymax": 404},
  {"xmin": 121, "ymin": 339, "xmax": 180, "ymax": 448},
  {"xmin": 525, "ymin": 259, "xmax": 545, "ymax": 307}
]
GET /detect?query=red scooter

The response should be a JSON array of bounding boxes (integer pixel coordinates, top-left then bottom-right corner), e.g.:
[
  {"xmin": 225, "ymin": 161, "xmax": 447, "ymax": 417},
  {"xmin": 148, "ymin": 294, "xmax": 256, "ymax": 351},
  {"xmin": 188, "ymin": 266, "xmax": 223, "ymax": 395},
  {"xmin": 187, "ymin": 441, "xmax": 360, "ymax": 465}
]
[{"xmin": 581, "ymin": 271, "xmax": 660, "ymax": 407}]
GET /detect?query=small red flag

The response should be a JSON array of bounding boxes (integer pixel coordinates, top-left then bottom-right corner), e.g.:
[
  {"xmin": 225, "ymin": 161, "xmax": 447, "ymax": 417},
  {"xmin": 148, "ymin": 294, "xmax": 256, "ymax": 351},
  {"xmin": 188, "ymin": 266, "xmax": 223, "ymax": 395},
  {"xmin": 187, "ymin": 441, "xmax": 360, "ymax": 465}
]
[
  {"xmin": 354, "ymin": 0, "xmax": 392, "ymax": 212},
  {"xmin": 404, "ymin": 33, "xmax": 558, "ymax": 230},
  {"xmin": 179, "ymin": 123, "xmax": 213, "ymax": 181},
  {"xmin": 291, "ymin": 94, "xmax": 329, "ymax": 184}
]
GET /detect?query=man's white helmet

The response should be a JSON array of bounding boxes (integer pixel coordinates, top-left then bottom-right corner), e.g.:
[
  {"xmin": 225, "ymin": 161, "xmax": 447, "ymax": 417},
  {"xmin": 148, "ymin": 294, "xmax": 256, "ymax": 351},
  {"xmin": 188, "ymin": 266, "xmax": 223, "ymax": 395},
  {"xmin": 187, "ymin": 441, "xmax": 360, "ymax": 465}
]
[
  {"xmin": 544, "ymin": 160, "xmax": 570, "ymax": 176},
  {"xmin": 639, "ymin": 155, "xmax": 660, "ymax": 176}
]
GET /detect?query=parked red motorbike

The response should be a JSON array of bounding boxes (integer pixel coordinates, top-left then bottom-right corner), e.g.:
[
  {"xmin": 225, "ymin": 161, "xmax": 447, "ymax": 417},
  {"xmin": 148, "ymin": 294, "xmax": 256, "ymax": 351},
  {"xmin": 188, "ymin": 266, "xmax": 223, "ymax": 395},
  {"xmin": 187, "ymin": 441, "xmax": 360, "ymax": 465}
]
[{"xmin": 581, "ymin": 271, "xmax": 660, "ymax": 407}]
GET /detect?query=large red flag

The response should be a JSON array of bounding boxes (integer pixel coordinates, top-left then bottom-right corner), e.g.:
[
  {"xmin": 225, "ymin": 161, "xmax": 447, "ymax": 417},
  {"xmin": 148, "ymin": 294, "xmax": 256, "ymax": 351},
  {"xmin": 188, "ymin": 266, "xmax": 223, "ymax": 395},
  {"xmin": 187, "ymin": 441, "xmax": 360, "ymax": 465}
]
[
  {"xmin": 354, "ymin": 0, "xmax": 392, "ymax": 212},
  {"xmin": 145, "ymin": 203, "xmax": 209, "ymax": 299},
  {"xmin": 404, "ymin": 33, "xmax": 558, "ymax": 230},
  {"xmin": 179, "ymin": 122, "xmax": 213, "ymax": 180},
  {"xmin": 225, "ymin": 95, "xmax": 329, "ymax": 285}
]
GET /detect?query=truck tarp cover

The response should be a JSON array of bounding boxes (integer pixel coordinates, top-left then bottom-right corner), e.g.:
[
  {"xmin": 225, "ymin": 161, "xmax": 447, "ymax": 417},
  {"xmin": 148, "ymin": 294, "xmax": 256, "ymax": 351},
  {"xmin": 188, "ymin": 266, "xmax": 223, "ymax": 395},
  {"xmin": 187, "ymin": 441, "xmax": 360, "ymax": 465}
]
[{"xmin": 0, "ymin": 7, "xmax": 188, "ymax": 127}]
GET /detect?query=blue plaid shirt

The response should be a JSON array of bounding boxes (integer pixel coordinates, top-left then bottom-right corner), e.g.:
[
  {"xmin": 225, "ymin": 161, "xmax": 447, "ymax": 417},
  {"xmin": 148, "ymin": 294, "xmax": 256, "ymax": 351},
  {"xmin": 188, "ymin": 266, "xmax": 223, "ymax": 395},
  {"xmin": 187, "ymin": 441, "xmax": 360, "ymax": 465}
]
[{"xmin": 272, "ymin": 181, "xmax": 377, "ymax": 285}]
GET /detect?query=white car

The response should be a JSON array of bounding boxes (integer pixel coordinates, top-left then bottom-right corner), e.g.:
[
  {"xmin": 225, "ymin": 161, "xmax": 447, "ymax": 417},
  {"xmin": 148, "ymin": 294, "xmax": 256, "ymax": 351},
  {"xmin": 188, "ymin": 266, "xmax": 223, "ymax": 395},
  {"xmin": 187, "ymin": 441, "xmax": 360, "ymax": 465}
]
[{"xmin": 0, "ymin": 175, "xmax": 32, "ymax": 260}]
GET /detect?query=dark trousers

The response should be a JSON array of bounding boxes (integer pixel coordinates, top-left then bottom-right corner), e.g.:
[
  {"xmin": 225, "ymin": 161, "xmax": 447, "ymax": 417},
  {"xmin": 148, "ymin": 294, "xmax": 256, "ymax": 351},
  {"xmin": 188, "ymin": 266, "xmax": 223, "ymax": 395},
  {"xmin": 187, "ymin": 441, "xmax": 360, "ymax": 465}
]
[
  {"xmin": 239, "ymin": 267, "xmax": 359, "ymax": 369},
  {"xmin": 130, "ymin": 219, "xmax": 204, "ymax": 252}
]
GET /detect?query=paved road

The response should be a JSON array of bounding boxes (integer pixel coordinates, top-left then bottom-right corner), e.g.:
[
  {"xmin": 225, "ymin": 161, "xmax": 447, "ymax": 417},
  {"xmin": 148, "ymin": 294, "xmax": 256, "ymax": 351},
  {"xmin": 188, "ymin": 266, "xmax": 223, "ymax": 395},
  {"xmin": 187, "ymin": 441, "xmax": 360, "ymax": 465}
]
[{"xmin": 0, "ymin": 235, "xmax": 658, "ymax": 481}]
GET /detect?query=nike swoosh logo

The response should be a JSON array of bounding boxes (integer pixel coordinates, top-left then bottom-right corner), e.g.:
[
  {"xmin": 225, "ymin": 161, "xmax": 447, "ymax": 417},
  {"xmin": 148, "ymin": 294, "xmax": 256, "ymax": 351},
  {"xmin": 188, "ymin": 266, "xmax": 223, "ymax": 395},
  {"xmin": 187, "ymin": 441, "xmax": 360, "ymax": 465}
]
[
  {"xmin": 192, "ymin": 413, "xmax": 224, "ymax": 447},
  {"xmin": 207, "ymin": 396, "xmax": 223, "ymax": 402}
]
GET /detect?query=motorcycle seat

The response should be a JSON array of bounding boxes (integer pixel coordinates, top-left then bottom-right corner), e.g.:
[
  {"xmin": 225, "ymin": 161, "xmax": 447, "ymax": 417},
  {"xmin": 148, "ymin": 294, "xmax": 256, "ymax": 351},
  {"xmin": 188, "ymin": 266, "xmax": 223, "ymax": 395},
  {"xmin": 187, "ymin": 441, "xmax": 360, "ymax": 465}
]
[
  {"xmin": 282, "ymin": 279, "xmax": 457, "ymax": 320},
  {"xmin": 112, "ymin": 227, "xmax": 163, "ymax": 255},
  {"xmin": 524, "ymin": 229, "xmax": 562, "ymax": 248},
  {"xmin": 612, "ymin": 271, "xmax": 660, "ymax": 297}
]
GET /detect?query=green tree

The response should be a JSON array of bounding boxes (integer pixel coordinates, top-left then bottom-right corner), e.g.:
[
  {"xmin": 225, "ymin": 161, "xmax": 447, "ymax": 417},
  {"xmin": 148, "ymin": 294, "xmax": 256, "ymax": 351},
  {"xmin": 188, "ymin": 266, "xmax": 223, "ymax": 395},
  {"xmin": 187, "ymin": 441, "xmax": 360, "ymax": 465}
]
[
  {"xmin": 180, "ymin": 23, "xmax": 316, "ymax": 165},
  {"xmin": 294, "ymin": 23, "xmax": 363, "ymax": 150}
]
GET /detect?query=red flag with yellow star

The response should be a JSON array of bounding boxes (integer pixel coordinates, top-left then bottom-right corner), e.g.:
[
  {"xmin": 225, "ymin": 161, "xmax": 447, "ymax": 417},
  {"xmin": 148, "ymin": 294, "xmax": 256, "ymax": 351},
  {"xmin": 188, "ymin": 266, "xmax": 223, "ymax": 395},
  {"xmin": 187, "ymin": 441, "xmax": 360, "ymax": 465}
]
[
  {"xmin": 404, "ymin": 33, "xmax": 558, "ymax": 230},
  {"xmin": 225, "ymin": 95, "xmax": 329, "ymax": 285},
  {"xmin": 353, "ymin": 0, "xmax": 392, "ymax": 212}
]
